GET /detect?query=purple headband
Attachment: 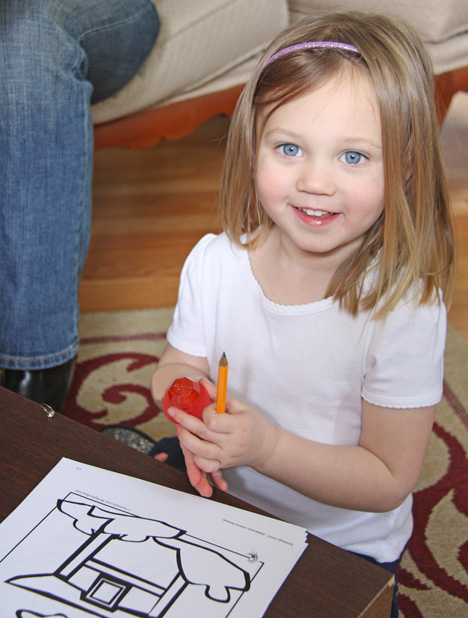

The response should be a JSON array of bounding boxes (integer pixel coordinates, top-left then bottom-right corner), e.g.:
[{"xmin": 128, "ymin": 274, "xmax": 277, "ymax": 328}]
[{"xmin": 264, "ymin": 41, "xmax": 360, "ymax": 68}]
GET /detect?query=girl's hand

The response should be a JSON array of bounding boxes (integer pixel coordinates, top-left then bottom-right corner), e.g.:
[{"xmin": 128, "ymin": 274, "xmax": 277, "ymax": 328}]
[
  {"xmin": 170, "ymin": 379, "xmax": 279, "ymax": 478},
  {"xmin": 152, "ymin": 425, "xmax": 227, "ymax": 498},
  {"xmin": 177, "ymin": 435, "xmax": 228, "ymax": 498}
]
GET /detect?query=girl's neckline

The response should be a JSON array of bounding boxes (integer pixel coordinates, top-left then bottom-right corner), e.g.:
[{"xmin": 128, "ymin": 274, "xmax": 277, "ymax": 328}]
[
  {"xmin": 240, "ymin": 246, "xmax": 334, "ymax": 314},
  {"xmin": 238, "ymin": 230, "xmax": 334, "ymax": 310}
]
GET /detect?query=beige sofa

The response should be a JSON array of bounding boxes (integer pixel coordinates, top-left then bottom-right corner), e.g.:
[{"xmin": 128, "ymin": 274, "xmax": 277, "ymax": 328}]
[{"xmin": 93, "ymin": 0, "xmax": 468, "ymax": 150}]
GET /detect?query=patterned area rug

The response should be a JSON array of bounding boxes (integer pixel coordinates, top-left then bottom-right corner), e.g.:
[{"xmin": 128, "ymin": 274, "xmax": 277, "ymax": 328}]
[{"xmin": 64, "ymin": 308, "xmax": 468, "ymax": 617}]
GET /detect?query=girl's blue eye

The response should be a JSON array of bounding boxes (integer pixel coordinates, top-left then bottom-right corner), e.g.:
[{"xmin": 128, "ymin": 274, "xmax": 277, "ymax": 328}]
[
  {"xmin": 279, "ymin": 143, "xmax": 302, "ymax": 157},
  {"xmin": 341, "ymin": 151, "xmax": 365, "ymax": 165}
]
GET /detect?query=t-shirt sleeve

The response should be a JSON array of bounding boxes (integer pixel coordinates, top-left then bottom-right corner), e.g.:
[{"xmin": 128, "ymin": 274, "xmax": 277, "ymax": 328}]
[
  {"xmin": 166, "ymin": 234, "xmax": 216, "ymax": 358},
  {"xmin": 361, "ymin": 297, "xmax": 447, "ymax": 408}
]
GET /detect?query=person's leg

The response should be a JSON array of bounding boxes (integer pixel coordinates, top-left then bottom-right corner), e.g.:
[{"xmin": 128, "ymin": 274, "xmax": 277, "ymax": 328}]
[
  {"xmin": 100, "ymin": 428, "xmax": 186, "ymax": 471},
  {"xmin": 0, "ymin": 0, "xmax": 159, "ymax": 411}
]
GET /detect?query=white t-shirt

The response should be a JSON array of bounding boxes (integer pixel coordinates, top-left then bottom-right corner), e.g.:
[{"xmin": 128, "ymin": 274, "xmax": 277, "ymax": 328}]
[{"xmin": 167, "ymin": 233, "xmax": 446, "ymax": 562}]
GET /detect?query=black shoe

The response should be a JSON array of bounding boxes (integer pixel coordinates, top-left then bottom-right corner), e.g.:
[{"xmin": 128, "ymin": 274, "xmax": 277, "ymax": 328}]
[{"xmin": 0, "ymin": 356, "xmax": 77, "ymax": 413}]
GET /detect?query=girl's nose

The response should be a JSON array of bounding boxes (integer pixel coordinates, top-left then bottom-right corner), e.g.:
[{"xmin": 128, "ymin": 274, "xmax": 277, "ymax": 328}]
[{"xmin": 296, "ymin": 159, "xmax": 335, "ymax": 195}]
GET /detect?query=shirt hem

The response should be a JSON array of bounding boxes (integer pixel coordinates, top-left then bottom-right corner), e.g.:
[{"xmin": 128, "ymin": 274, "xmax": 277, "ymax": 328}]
[{"xmin": 362, "ymin": 392, "xmax": 442, "ymax": 409}]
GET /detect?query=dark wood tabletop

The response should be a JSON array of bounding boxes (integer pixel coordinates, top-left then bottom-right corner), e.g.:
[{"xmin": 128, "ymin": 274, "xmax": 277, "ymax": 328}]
[{"xmin": 0, "ymin": 386, "xmax": 393, "ymax": 617}]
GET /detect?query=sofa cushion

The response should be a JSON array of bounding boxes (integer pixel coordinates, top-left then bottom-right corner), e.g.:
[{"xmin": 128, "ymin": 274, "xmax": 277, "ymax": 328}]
[
  {"xmin": 289, "ymin": 0, "xmax": 468, "ymax": 42},
  {"xmin": 289, "ymin": 0, "xmax": 468, "ymax": 73},
  {"xmin": 92, "ymin": 0, "xmax": 288, "ymax": 125}
]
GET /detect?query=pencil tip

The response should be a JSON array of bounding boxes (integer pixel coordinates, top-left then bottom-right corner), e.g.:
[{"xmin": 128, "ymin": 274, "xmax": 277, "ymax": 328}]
[{"xmin": 220, "ymin": 352, "xmax": 228, "ymax": 366}]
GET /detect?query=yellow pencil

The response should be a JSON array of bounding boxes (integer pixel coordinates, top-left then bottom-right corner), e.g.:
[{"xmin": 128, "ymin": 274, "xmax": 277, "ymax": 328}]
[{"xmin": 216, "ymin": 352, "xmax": 228, "ymax": 413}]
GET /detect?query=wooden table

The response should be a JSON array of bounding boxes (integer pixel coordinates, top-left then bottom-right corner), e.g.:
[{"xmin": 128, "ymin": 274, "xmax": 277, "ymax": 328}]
[{"xmin": 0, "ymin": 386, "xmax": 393, "ymax": 617}]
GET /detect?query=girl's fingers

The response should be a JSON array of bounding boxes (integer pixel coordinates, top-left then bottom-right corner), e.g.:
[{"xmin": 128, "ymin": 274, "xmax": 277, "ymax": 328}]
[
  {"xmin": 180, "ymin": 442, "xmax": 201, "ymax": 482},
  {"xmin": 199, "ymin": 378, "xmax": 217, "ymax": 399},
  {"xmin": 171, "ymin": 406, "xmax": 214, "ymax": 435},
  {"xmin": 195, "ymin": 476, "xmax": 214, "ymax": 498},
  {"xmin": 174, "ymin": 410, "xmax": 227, "ymax": 455},
  {"xmin": 210, "ymin": 470, "xmax": 228, "ymax": 492},
  {"xmin": 181, "ymin": 442, "xmax": 213, "ymax": 498},
  {"xmin": 152, "ymin": 441, "xmax": 213, "ymax": 497}
]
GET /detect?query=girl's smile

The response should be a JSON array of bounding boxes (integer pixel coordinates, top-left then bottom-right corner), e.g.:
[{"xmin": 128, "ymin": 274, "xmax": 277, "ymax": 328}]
[
  {"xmin": 293, "ymin": 206, "xmax": 339, "ymax": 226},
  {"xmin": 255, "ymin": 71, "xmax": 385, "ymax": 267}
]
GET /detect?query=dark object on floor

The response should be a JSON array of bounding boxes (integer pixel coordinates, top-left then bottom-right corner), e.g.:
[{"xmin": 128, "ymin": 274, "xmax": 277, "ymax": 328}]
[
  {"xmin": 0, "ymin": 356, "xmax": 77, "ymax": 414},
  {"xmin": 100, "ymin": 426, "xmax": 186, "ymax": 471}
]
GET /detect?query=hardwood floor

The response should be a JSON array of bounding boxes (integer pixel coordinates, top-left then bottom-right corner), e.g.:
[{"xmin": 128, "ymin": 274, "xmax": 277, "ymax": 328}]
[
  {"xmin": 81, "ymin": 93, "xmax": 468, "ymax": 344},
  {"xmin": 81, "ymin": 116, "xmax": 226, "ymax": 311}
]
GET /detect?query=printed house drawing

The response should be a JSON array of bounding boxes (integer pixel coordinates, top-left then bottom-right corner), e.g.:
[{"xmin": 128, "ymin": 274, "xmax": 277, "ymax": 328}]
[{"xmin": 5, "ymin": 493, "xmax": 264, "ymax": 617}]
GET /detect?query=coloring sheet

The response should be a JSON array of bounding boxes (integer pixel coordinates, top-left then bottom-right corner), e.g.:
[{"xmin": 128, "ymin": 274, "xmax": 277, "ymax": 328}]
[{"xmin": 0, "ymin": 458, "xmax": 307, "ymax": 617}]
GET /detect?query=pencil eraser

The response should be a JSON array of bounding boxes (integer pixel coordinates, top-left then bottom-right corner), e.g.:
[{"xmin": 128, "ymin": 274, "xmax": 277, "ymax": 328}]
[{"xmin": 162, "ymin": 378, "xmax": 211, "ymax": 423}]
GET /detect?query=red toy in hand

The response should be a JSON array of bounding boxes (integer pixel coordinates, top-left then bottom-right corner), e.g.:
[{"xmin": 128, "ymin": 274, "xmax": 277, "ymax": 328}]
[{"xmin": 162, "ymin": 378, "xmax": 211, "ymax": 423}]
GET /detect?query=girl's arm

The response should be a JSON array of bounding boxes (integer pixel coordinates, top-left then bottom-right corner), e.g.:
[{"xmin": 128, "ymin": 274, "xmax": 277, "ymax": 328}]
[
  {"xmin": 257, "ymin": 399, "xmax": 434, "ymax": 512},
  {"xmin": 171, "ymin": 394, "xmax": 435, "ymax": 512}
]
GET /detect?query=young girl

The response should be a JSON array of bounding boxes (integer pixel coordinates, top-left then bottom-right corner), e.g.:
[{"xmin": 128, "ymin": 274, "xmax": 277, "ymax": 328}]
[{"xmin": 151, "ymin": 11, "xmax": 456, "ymax": 616}]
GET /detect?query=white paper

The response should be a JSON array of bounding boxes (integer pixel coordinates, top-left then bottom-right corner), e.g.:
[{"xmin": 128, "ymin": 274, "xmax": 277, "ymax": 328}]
[{"xmin": 0, "ymin": 458, "xmax": 307, "ymax": 617}]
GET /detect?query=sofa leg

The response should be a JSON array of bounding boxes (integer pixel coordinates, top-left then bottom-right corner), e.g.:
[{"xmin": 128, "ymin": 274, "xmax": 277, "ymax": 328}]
[
  {"xmin": 93, "ymin": 84, "xmax": 244, "ymax": 151},
  {"xmin": 434, "ymin": 67, "xmax": 468, "ymax": 124}
]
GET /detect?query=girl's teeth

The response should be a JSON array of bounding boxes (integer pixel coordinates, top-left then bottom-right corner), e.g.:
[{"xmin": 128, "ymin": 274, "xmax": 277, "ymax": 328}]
[{"xmin": 299, "ymin": 208, "xmax": 330, "ymax": 217}]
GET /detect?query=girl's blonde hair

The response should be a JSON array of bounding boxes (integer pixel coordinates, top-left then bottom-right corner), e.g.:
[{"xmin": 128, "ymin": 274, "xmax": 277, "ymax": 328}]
[{"xmin": 220, "ymin": 11, "xmax": 456, "ymax": 317}]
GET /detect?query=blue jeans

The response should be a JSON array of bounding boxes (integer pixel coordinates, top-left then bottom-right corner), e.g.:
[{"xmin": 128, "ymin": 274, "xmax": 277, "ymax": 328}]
[{"xmin": 0, "ymin": 0, "xmax": 159, "ymax": 370}]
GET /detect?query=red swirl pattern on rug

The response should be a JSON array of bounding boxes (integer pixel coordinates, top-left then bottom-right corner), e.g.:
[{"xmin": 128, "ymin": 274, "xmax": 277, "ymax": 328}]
[
  {"xmin": 65, "ymin": 352, "xmax": 162, "ymax": 430},
  {"xmin": 399, "ymin": 427, "xmax": 468, "ymax": 615}
]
